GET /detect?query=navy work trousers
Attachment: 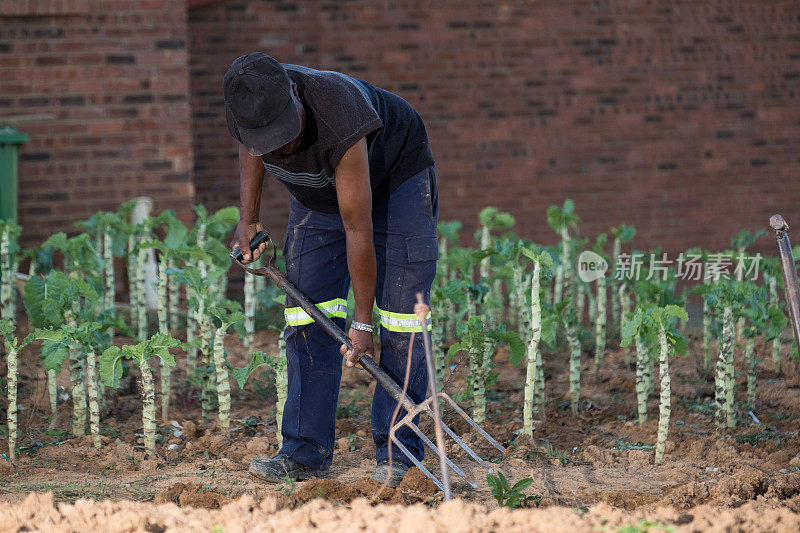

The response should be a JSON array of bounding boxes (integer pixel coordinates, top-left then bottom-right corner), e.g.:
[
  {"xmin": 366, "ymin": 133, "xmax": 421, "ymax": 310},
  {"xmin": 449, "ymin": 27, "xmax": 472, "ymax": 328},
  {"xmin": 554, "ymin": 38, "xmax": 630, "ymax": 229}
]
[{"xmin": 279, "ymin": 166, "xmax": 439, "ymax": 470}]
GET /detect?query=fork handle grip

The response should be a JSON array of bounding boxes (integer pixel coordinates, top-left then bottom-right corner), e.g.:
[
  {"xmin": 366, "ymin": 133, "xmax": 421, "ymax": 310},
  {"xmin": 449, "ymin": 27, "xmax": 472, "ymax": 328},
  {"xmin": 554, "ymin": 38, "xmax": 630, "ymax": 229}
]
[{"xmin": 229, "ymin": 230, "xmax": 270, "ymax": 262}]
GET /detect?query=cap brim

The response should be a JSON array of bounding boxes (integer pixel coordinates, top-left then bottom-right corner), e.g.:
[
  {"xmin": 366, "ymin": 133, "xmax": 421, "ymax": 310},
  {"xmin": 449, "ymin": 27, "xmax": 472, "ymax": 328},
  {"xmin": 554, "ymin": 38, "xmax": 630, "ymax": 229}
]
[{"xmin": 233, "ymin": 97, "xmax": 301, "ymax": 157}]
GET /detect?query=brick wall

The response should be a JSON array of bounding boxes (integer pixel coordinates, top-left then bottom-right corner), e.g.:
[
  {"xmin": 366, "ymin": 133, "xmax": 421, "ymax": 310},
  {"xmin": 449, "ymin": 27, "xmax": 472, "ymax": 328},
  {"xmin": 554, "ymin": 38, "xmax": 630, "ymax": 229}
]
[
  {"xmin": 189, "ymin": 0, "xmax": 800, "ymax": 256},
  {"xmin": 0, "ymin": 0, "xmax": 194, "ymax": 247}
]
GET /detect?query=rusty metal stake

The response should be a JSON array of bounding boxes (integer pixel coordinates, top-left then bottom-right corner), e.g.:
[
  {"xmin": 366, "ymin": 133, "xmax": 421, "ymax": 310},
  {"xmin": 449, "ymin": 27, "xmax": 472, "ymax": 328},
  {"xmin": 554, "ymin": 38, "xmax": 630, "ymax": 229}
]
[{"xmin": 770, "ymin": 215, "xmax": 800, "ymax": 351}]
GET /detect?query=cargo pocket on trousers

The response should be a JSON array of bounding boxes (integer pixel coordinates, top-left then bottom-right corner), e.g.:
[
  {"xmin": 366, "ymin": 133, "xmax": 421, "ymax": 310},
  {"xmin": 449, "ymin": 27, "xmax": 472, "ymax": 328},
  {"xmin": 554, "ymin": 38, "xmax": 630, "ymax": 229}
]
[{"xmin": 405, "ymin": 235, "xmax": 439, "ymax": 263}]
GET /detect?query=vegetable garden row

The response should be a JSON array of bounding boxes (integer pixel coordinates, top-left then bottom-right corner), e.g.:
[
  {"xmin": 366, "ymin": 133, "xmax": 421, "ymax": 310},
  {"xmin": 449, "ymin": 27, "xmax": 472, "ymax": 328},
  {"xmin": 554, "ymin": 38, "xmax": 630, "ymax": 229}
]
[{"xmin": 0, "ymin": 199, "xmax": 792, "ymax": 470}]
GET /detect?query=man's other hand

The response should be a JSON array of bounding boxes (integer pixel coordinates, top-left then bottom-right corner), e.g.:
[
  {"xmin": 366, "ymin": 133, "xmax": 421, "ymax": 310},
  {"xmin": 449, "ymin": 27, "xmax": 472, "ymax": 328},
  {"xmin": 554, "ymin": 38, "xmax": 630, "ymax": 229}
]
[
  {"xmin": 231, "ymin": 220, "xmax": 266, "ymax": 263},
  {"xmin": 340, "ymin": 328, "xmax": 375, "ymax": 368}
]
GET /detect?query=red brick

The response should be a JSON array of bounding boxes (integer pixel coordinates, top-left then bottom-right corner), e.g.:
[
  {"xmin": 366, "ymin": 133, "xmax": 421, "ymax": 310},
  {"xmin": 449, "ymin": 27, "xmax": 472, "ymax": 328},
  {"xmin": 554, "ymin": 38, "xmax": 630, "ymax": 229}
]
[{"xmin": 5, "ymin": 0, "xmax": 193, "ymax": 248}]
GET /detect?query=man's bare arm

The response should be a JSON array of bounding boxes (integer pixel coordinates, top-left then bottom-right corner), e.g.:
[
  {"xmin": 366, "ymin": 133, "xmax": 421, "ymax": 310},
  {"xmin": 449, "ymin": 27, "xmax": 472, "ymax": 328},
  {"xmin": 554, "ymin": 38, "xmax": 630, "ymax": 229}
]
[
  {"xmin": 231, "ymin": 144, "xmax": 268, "ymax": 263},
  {"xmin": 335, "ymin": 138, "xmax": 377, "ymax": 366},
  {"xmin": 336, "ymin": 138, "xmax": 376, "ymax": 324}
]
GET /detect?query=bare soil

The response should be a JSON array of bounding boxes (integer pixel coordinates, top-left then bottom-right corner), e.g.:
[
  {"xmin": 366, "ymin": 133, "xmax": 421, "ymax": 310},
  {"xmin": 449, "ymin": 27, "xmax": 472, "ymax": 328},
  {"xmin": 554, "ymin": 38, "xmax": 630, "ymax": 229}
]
[{"xmin": 2, "ymin": 313, "xmax": 800, "ymax": 531}]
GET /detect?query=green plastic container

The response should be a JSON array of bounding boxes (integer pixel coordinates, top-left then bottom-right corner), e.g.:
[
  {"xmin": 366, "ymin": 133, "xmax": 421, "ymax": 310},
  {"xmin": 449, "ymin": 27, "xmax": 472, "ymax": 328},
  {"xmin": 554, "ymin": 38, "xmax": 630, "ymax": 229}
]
[{"xmin": 0, "ymin": 126, "xmax": 28, "ymax": 223}]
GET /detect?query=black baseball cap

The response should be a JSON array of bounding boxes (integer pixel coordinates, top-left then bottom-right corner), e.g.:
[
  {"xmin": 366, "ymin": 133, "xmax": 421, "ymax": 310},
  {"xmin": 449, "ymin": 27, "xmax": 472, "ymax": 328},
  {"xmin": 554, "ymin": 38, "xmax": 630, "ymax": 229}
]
[{"xmin": 223, "ymin": 53, "xmax": 301, "ymax": 156}]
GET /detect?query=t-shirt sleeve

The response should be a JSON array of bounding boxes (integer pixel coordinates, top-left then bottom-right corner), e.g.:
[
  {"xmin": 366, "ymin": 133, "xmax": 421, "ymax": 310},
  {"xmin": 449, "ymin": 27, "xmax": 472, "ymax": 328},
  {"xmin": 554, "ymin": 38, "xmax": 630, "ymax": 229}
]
[
  {"xmin": 311, "ymin": 76, "xmax": 383, "ymax": 170},
  {"xmin": 329, "ymin": 114, "xmax": 383, "ymax": 169}
]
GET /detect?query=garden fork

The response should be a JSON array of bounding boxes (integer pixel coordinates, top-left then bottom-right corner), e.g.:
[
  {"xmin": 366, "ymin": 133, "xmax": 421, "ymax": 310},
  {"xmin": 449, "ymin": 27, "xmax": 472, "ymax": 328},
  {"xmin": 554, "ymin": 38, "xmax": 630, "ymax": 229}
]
[{"xmin": 231, "ymin": 230, "xmax": 507, "ymax": 494}]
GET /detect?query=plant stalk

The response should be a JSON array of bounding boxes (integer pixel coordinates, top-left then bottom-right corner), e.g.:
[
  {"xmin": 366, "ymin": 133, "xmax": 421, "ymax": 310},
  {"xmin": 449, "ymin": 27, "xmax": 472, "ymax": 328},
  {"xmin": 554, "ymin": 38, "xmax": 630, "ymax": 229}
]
[
  {"xmin": 715, "ymin": 306, "xmax": 734, "ymax": 437},
  {"xmin": 6, "ymin": 347, "xmax": 17, "ymax": 461},
  {"xmin": 140, "ymin": 359, "xmax": 157, "ymax": 456},
  {"xmin": 594, "ymin": 275, "xmax": 607, "ymax": 374},
  {"xmin": 473, "ymin": 339, "xmax": 493, "ymax": 424},
  {"xmin": 213, "ymin": 326, "xmax": 232, "ymax": 431},
  {"xmin": 635, "ymin": 334, "xmax": 648, "ymax": 424},
  {"xmin": 702, "ymin": 272, "xmax": 712, "ymax": 370},
  {"xmin": 725, "ymin": 316, "xmax": 735, "ymax": 429},
  {"xmin": 158, "ymin": 258, "xmax": 170, "ymax": 422},
  {"xmin": 611, "ymin": 237, "xmax": 621, "ymax": 335},
  {"xmin": 655, "ymin": 326, "xmax": 671, "ymax": 464},
  {"xmin": 168, "ymin": 257, "xmax": 180, "ymax": 333},
  {"xmin": 468, "ymin": 342, "xmax": 482, "ymax": 422},
  {"xmin": 745, "ymin": 337, "xmax": 756, "ymax": 408},
  {"xmin": 553, "ymin": 265, "xmax": 564, "ymax": 305},
  {"xmin": 127, "ymin": 234, "xmax": 138, "ymax": 335},
  {"xmin": 198, "ymin": 308, "xmax": 214, "ymax": 423},
  {"xmin": 66, "ymin": 312, "xmax": 87, "ymax": 436},
  {"xmin": 86, "ymin": 347, "xmax": 101, "ymax": 449},
  {"xmin": 48, "ymin": 369, "xmax": 58, "ymax": 427},
  {"xmin": 0, "ymin": 228, "xmax": 12, "ymax": 325},
  {"xmin": 619, "ymin": 285, "xmax": 631, "ymax": 366},
  {"xmin": 136, "ymin": 234, "xmax": 148, "ymax": 341},
  {"xmin": 575, "ymin": 283, "xmax": 585, "ymax": 324},
  {"xmin": 566, "ymin": 323, "xmax": 581, "ymax": 416},
  {"xmin": 432, "ymin": 312, "xmax": 444, "ymax": 391},
  {"xmin": 524, "ymin": 262, "xmax": 541, "ymax": 435},
  {"xmin": 103, "ymin": 231, "xmax": 114, "ymax": 313}
]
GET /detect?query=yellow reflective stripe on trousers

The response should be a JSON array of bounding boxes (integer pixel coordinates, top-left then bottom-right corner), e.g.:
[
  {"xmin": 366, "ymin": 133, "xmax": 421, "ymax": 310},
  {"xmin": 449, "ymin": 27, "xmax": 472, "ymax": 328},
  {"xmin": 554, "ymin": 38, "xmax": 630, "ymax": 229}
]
[
  {"xmin": 285, "ymin": 298, "xmax": 347, "ymax": 326},
  {"xmin": 377, "ymin": 308, "xmax": 432, "ymax": 332}
]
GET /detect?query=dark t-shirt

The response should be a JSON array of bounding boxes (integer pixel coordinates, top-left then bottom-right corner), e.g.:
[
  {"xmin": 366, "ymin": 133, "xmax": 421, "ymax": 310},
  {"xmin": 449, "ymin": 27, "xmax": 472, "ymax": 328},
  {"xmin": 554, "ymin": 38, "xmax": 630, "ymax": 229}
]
[{"xmin": 257, "ymin": 64, "xmax": 435, "ymax": 213}]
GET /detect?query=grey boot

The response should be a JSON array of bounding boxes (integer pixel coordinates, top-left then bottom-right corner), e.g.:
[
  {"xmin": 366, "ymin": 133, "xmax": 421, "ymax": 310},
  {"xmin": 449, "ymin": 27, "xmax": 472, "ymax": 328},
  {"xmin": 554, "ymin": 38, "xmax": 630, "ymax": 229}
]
[
  {"xmin": 371, "ymin": 459, "xmax": 410, "ymax": 488},
  {"xmin": 249, "ymin": 453, "xmax": 329, "ymax": 483}
]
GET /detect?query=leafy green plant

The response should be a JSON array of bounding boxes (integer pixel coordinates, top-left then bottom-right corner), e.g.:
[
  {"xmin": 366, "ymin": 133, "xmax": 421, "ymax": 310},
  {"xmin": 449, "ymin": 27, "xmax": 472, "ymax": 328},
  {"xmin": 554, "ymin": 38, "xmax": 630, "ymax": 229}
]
[
  {"xmin": 622, "ymin": 304, "xmax": 688, "ymax": 463},
  {"xmin": 276, "ymin": 475, "xmax": 296, "ymax": 498},
  {"xmin": 432, "ymin": 272, "xmax": 485, "ymax": 390},
  {"xmin": 34, "ymin": 313, "xmax": 126, "ymax": 449},
  {"xmin": 486, "ymin": 472, "xmax": 542, "ymax": 508},
  {"xmin": 551, "ymin": 298, "xmax": 586, "ymax": 416},
  {"xmin": 613, "ymin": 519, "xmax": 675, "ymax": 533},
  {"xmin": 24, "ymin": 268, "xmax": 102, "ymax": 436},
  {"xmin": 190, "ymin": 205, "xmax": 239, "ymax": 300},
  {"xmin": 611, "ymin": 436, "xmax": 654, "ymax": 452},
  {"xmin": 696, "ymin": 277, "xmax": 751, "ymax": 435},
  {"xmin": 516, "ymin": 244, "xmax": 553, "ymax": 433},
  {"xmin": 271, "ymin": 337, "xmax": 288, "ymax": 446},
  {"xmin": 736, "ymin": 280, "xmax": 786, "ymax": 408},
  {"xmin": 448, "ymin": 315, "xmax": 523, "ymax": 424},
  {"xmin": 609, "ymin": 224, "xmax": 636, "ymax": 336},
  {"xmin": 139, "ymin": 211, "xmax": 192, "ymax": 422},
  {"xmin": 731, "ymin": 230, "xmax": 766, "ymax": 342},
  {"xmin": 590, "ymin": 234, "xmax": 610, "ymax": 373},
  {"xmin": 477, "ymin": 207, "xmax": 515, "ymax": 327},
  {"xmin": 431, "ymin": 221, "xmax": 464, "ymax": 389},
  {"xmin": 175, "ymin": 264, "xmax": 226, "ymax": 422},
  {"xmin": 100, "ymin": 334, "xmax": 180, "ymax": 456},
  {"xmin": 75, "ymin": 210, "xmax": 129, "ymax": 318},
  {"xmin": 761, "ymin": 256, "xmax": 786, "ymax": 373},
  {"xmin": 436, "ymin": 220, "xmax": 462, "ymax": 340},
  {"xmin": 546, "ymin": 199, "xmax": 580, "ymax": 305},
  {"xmin": 227, "ymin": 343, "xmax": 287, "ymax": 445},
  {"xmin": 209, "ymin": 301, "xmax": 246, "ymax": 432}
]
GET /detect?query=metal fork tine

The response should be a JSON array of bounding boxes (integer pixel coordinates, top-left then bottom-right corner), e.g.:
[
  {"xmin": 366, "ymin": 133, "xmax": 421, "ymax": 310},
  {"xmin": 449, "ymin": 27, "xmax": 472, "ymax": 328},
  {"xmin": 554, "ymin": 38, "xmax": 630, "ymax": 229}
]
[
  {"xmin": 431, "ymin": 415, "xmax": 499, "ymax": 474},
  {"xmin": 398, "ymin": 419, "xmax": 477, "ymax": 487},
  {"xmin": 389, "ymin": 397, "xmax": 502, "ymax": 477},
  {"xmin": 437, "ymin": 393, "xmax": 507, "ymax": 454},
  {"xmin": 390, "ymin": 437, "xmax": 446, "ymax": 492}
]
